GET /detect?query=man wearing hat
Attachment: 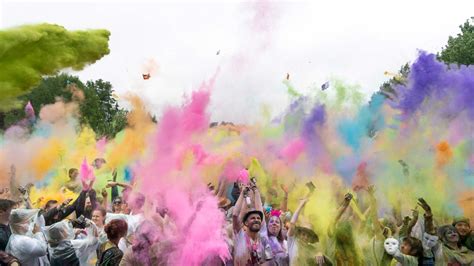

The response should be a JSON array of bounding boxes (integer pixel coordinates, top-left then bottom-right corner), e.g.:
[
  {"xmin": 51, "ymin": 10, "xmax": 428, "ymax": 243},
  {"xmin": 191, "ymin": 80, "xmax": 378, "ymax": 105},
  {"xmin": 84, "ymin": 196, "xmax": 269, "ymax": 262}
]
[
  {"xmin": 453, "ymin": 217, "xmax": 474, "ymax": 251},
  {"xmin": 232, "ymin": 183, "xmax": 272, "ymax": 265},
  {"xmin": 287, "ymin": 198, "xmax": 330, "ymax": 266},
  {"xmin": 218, "ymin": 197, "xmax": 233, "ymax": 221}
]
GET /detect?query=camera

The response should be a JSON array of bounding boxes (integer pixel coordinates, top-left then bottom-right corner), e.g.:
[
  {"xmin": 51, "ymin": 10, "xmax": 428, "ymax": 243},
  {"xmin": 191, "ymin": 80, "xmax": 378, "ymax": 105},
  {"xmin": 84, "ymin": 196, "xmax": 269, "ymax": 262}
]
[{"xmin": 71, "ymin": 215, "xmax": 88, "ymax": 229}]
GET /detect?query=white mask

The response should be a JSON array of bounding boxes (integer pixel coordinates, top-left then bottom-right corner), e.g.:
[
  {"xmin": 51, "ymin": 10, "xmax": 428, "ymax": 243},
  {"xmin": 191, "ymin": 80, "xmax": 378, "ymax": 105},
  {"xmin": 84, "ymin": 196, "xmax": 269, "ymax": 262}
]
[
  {"xmin": 422, "ymin": 233, "xmax": 438, "ymax": 250},
  {"xmin": 384, "ymin": 237, "xmax": 399, "ymax": 255}
]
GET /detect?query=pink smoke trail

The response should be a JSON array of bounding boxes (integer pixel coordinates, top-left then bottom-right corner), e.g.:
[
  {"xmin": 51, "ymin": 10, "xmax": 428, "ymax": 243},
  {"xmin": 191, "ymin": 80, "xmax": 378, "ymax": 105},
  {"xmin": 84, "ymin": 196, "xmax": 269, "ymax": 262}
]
[
  {"xmin": 136, "ymin": 72, "xmax": 229, "ymax": 265},
  {"xmin": 79, "ymin": 158, "xmax": 95, "ymax": 190}
]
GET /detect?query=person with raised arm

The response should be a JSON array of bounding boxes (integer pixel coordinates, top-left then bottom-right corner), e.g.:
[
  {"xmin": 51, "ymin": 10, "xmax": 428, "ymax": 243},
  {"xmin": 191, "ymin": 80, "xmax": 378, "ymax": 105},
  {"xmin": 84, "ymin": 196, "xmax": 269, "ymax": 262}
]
[
  {"xmin": 232, "ymin": 178, "xmax": 273, "ymax": 265},
  {"xmin": 287, "ymin": 185, "xmax": 330, "ymax": 266},
  {"xmin": 6, "ymin": 209, "xmax": 48, "ymax": 266}
]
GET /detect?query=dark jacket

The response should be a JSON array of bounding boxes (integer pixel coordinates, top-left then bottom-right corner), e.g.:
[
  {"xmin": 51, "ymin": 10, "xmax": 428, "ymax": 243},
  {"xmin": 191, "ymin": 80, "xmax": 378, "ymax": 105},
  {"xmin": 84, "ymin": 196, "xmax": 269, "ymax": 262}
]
[{"xmin": 0, "ymin": 225, "xmax": 11, "ymax": 252}]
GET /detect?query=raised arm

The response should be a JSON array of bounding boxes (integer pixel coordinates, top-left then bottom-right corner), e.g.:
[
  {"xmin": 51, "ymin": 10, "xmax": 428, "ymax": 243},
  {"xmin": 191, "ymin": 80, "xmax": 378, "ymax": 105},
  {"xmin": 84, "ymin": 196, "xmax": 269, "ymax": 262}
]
[
  {"xmin": 335, "ymin": 193, "xmax": 352, "ymax": 224},
  {"xmin": 417, "ymin": 198, "xmax": 435, "ymax": 235},
  {"xmin": 279, "ymin": 184, "xmax": 289, "ymax": 212},
  {"xmin": 182, "ymin": 200, "xmax": 204, "ymax": 235},
  {"xmin": 101, "ymin": 188, "xmax": 108, "ymax": 210},
  {"xmin": 9, "ymin": 165, "xmax": 20, "ymax": 200},
  {"xmin": 287, "ymin": 198, "xmax": 309, "ymax": 237},
  {"xmin": 58, "ymin": 200, "xmax": 75, "ymax": 216},
  {"xmin": 367, "ymin": 185, "xmax": 384, "ymax": 238},
  {"xmin": 216, "ymin": 178, "xmax": 229, "ymax": 198},
  {"xmin": 75, "ymin": 185, "xmax": 96, "ymax": 218},
  {"xmin": 232, "ymin": 186, "xmax": 246, "ymax": 234},
  {"xmin": 109, "ymin": 169, "xmax": 119, "ymax": 202},
  {"xmin": 89, "ymin": 188, "xmax": 98, "ymax": 211},
  {"xmin": 253, "ymin": 187, "xmax": 263, "ymax": 213},
  {"xmin": 399, "ymin": 208, "xmax": 418, "ymax": 238}
]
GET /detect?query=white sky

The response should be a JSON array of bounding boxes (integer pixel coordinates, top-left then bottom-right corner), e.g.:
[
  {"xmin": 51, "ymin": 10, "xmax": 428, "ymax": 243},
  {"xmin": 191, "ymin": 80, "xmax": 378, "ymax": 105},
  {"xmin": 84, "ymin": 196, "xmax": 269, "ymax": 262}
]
[{"xmin": 1, "ymin": 0, "xmax": 473, "ymax": 122}]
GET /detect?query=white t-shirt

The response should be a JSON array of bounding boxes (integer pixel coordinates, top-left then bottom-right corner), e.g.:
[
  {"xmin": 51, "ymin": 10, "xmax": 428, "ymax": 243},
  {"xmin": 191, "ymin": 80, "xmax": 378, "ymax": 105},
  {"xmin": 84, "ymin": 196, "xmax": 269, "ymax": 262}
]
[{"xmin": 287, "ymin": 236, "xmax": 298, "ymax": 266}]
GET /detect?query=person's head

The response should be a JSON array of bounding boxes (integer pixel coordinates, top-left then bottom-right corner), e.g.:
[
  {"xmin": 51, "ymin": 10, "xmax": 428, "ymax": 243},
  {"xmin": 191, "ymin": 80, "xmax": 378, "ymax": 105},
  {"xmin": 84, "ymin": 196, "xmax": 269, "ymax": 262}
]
[
  {"xmin": 112, "ymin": 197, "xmax": 123, "ymax": 213},
  {"xmin": 68, "ymin": 168, "xmax": 78, "ymax": 180},
  {"xmin": 422, "ymin": 232, "xmax": 439, "ymax": 250},
  {"xmin": 121, "ymin": 202, "xmax": 131, "ymax": 214},
  {"xmin": 295, "ymin": 226, "xmax": 319, "ymax": 244},
  {"xmin": 85, "ymin": 196, "xmax": 93, "ymax": 212},
  {"xmin": 104, "ymin": 219, "xmax": 128, "ymax": 242},
  {"xmin": 93, "ymin": 158, "xmax": 106, "ymax": 170},
  {"xmin": 0, "ymin": 199, "xmax": 16, "ymax": 224},
  {"xmin": 384, "ymin": 237, "xmax": 399, "ymax": 255},
  {"xmin": 9, "ymin": 209, "xmax": 38, "ymax": 235},
  {"xmin": 400, "ymin": 236, "xmax": 423, "ymax": 258},
  {"xmin": 127, "ymin": 193, "xmax": 145, "ymax": 213},
  {"xmin": 92, "ymin": 207, "xmax": 107, "ymax": 228},
  {"xmin": 46, "ymin": 220, "xmax": 74, "ymax": 246},
  {"xmin": 243, "ymin": 210, "xmax": 263, "ymax": 233},
  {"xmin": 452, "ymin": 217, "xmax": 471, "ymax": 237},
  {"xmin": 267, "ymin": 211, "xmax": 284, "ymax": 241},
  {"xmin": 438, "ymin": 225, "xmax": 460, "ymax": 244},
  {"xmin": 44, "ymin": 200, "xmax": 58, "ymax": 212}
]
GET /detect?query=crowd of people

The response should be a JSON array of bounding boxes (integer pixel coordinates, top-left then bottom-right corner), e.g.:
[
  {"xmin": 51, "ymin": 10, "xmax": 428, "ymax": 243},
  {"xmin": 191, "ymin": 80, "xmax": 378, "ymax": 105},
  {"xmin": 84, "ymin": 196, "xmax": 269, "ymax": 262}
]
[{"xmin": 0, "ymin": 157, "xmax": 473, "ymax": 266}]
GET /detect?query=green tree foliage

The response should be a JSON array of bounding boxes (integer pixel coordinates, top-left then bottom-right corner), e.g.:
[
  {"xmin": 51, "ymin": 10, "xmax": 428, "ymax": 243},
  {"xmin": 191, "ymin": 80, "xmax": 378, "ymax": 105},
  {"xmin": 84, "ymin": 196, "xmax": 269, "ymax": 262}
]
[
  {"xmin": 377, "ymin": 17, "xmax": 474, "ymax": 99},
  {"xmin": 439, "ymin": 17, "xmax": 474, "ymax": 65},
  {"xmin": 378, "ymin": 63, "xmax": 410, "ymax": 100},
  {"xmin": 80, "ymin": 79, "xmax": 128, "ymax": 137},
  {"xmin": 0, "ymin": 74, "xmax": 127, "ymax": 138}
]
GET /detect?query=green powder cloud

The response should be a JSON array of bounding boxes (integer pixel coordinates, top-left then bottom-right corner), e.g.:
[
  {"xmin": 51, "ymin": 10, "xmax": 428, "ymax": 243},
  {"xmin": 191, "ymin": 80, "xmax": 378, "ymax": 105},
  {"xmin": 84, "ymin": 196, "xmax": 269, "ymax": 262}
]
[{"xmin": 0, "ymin": 23, "xmax": 110, "ymax": 110}]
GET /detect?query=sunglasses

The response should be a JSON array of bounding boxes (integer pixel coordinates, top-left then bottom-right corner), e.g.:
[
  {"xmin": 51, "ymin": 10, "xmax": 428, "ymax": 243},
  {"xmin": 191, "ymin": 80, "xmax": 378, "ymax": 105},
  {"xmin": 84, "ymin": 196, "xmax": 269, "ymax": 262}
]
[{"xmin": 113, "ymin": 201, "xmax": 122, "ymax": 205}]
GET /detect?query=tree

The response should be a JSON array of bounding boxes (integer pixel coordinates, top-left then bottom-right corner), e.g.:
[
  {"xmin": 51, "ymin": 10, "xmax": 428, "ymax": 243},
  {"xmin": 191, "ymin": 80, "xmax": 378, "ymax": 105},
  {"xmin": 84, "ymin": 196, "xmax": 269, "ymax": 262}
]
[
  {"xmin": 0, "ymin": 74, "xmax": 128, "ymax": 138},
  {"xmin": 80, "ymin": 79, "xmax": 127, "ymax": 137},
  {"xmin": 439, "ymin": 17, "xmax": 474, "ymax": 65},
  {"xmin": 0, "ymin": 73, "xmax": 83, "ymax": 129},
  {"xmin": 378, "ymin": 63, "xmax": 410, "ymax": 100}
]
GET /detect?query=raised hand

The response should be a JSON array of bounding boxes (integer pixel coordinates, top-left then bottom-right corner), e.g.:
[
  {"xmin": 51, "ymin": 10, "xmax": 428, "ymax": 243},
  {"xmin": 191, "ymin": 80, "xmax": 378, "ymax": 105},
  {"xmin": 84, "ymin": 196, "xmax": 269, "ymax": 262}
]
[
  {"xmin": 280, "ymin": 184, "xmax": 289, "ymax": 195},
  {"xmin": 411, "ymin": 207, "xmax": 419, "ymax": 220},
  {"xmin": 101, "ymin": 188, "xmax": 108, "ymax": 198},
  {"xmin": 417, "ymin": 198, "xmax": 432, "ymax": 214},
  {"xmin": 366, "ymin": 184, "xmax": 376, "ymax": 195},
  {"xmin": 315, "ymin": 252, "xmax": 325, "ymax": 265},
  {"xmin": 343, "ymin": 193, "xmax": 353, "ymax": 207}
]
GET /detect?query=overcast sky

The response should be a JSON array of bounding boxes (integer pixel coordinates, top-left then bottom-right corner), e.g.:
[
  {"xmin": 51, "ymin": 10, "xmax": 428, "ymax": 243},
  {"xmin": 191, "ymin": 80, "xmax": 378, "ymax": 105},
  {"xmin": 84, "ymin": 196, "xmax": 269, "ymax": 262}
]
[{"xmin": 1, "ymin": 0, "xmax": 473, "ymax": 122}]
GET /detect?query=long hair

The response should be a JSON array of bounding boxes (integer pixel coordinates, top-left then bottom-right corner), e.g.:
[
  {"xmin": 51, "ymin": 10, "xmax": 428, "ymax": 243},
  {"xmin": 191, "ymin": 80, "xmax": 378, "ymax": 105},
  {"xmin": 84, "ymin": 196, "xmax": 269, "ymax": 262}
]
[{"xmin": 267, "ymin": 215, "xmax": 284, "ymax": 242}]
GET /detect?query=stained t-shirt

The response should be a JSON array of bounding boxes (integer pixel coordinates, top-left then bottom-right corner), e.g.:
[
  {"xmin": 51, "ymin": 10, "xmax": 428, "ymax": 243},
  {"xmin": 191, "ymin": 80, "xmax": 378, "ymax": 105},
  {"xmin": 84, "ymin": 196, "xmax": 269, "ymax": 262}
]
[{"xmin": 233, "ymin": 229, "xmax": 271, "ymax": 266}]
